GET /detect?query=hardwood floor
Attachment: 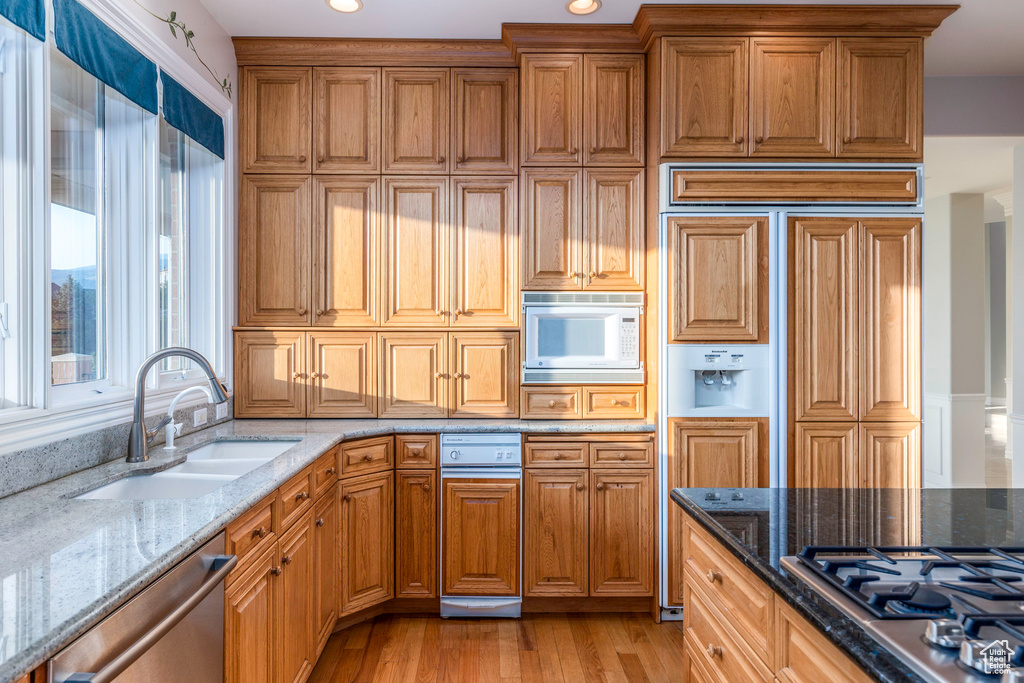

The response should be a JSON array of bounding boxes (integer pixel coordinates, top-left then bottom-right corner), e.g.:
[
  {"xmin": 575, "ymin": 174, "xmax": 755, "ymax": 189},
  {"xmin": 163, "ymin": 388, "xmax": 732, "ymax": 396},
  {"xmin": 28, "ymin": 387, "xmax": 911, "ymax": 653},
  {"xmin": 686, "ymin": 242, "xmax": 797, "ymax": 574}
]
[{"xmin": 308, "ymin": 613, "xmax": 687, "ymax": 682}]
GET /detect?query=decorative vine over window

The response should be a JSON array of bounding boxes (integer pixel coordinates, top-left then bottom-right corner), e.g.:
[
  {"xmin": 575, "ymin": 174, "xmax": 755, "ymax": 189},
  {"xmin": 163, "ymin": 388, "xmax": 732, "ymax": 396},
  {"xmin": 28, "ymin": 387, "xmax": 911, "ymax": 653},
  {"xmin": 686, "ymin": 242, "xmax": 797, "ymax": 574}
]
[{"xmin": 133, "ymin": 0, "xmax": 232, "ymax": 97}]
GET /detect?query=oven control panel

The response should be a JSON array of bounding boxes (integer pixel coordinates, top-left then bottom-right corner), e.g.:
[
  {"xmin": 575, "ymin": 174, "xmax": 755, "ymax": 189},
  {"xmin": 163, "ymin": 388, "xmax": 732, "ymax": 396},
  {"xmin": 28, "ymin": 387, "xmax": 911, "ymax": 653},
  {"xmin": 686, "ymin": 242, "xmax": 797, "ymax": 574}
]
[{"xmin": 440, "ymin": 433, "xmax": 522, "ymax": 467}]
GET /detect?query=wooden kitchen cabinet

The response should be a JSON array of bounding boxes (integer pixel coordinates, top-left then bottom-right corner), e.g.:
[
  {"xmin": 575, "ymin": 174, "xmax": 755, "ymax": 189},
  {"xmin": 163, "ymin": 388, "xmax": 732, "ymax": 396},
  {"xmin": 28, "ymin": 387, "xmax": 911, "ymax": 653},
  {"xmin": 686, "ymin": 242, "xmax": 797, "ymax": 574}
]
[
  {"xmin": 452, "ymin": 68, "xmax": 518, "ymax": 174},
  {"xmin": 312, "ymin": 176, "xmax": 380, "ymax": 327},
  {"xmin": 521, "ymin": 54, "xmax": 582, "ymax": 166},
  {"xmin": 307, "ymin": 331, "xmax": 376, "ymax": 418},
  {"xmin": 521, "ymin": 168, "xmax": 582, "ymax": 290},
  {"xmin": 589, "ymin": 469, "xmax": 653, "ymax": 596},
  {"xmin": 793, "ymin": 423, "xmax": 859, "ymax": 488},
  {"xmin": 683, "ymin": 580, "xmax": 772, "ymax": 683},
  {"xmin": 860, "ymin": 422, "xmax": 921, "ymax": 488},
  {"xmin": 339, "ymin": 471, "xmax": 394, "ymax": 615},
  {"xmin": 584, "ymin": 169, "xmax": 644, "ymax": 291},
  {"xmin": 313, "ymin": 490, "xmax": 338, "ymax": 657},
  {"xmin": 313, "ymin": 67, "xmax": 381, "ymax": 173},
  {"xmin": 240, "ymin": 67, "xmax": 311, "ymax": 173},
  {"xmin": 450, "ymin": 332, "xmax": 518, "ymax": 418},
  {"xmin": 338, "ymin": 435, "xmax": 394, "ymax": 478},
  {"xmin": 379, "ymin": 333, "xmax": 448, "ymax": 418},
  {"xmin": 395, "ymin": 469, "xmax": 438, "ymax": 598},
  {"xmin": 450, "ymin": 177, "xmax": 519, "ymax": 327},
  {"xmin": 238, "ymin": 175, "xmax": 312, "ymax": 326},
  {"xmin": 383, "ymin": 177, "xmax": 448, "ymax": 326},
  {"xmin": 669, "ymin": 419, "xmax": 761, "ymax": 488},
  {"xmin": 750, "ymin": 38, "xmax": 835, "ymax": 157},
  {"xmin": 443, "ymin": 478, "xmax": 520, "ymax": 596},
  {"xmin": 395, "ymin": 434, "xmax": 438, "ymax": 468},
  {"xmin": 277, "ymin": 511, "xmax": 315, "ymax": 683},
  {"xmin": 583, "ymin": 54, "xmax": 644, "ymax": 166},
  {"xmin": 224, "ymin": 544, "xmax": 277, "ymax": 683},
  {"xmin": 837, "ymin": 38, "xmax": 922, "ymax": 160},
  {"xmin": 520, "ymin": 386, "xmax": 583, "ymax": 419},
  {"xmin": 660, "ymin": 37, "xmax": 748, "ymax": 157},
  {"xmin": 524, "ymin": 468, "xmax": 589, "ymax": 596},
  {"xmin": 668, "ymin": 215, "xmax": 767, "ymax": 342},
  {"xmin": 383, "ymin": 68, "xmax": 450, "ymax": 173},
  {"xmin": 234, "ymin": 330, "xmax": 307, "ymax": 418},
  {"xmin": 774, "ymin": 599, "xmax": 873, "ymax": 683}
]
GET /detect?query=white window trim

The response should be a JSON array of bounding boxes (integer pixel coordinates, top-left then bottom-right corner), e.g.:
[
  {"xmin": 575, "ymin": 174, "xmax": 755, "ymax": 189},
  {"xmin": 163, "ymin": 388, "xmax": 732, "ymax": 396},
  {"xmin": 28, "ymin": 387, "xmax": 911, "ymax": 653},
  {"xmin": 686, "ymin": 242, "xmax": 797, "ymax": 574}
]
[{"xmin": 0, "ymin": 0, "xmax": 236, "ymax": 457}]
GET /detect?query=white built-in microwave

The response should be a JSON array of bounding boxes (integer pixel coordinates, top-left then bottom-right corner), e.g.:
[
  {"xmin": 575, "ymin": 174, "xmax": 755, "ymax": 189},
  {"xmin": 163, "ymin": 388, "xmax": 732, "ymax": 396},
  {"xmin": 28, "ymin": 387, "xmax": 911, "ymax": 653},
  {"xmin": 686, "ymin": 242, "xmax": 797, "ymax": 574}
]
[{"xmin": 522, "ymin": 292, "xmax": 644, "ymax": 384}]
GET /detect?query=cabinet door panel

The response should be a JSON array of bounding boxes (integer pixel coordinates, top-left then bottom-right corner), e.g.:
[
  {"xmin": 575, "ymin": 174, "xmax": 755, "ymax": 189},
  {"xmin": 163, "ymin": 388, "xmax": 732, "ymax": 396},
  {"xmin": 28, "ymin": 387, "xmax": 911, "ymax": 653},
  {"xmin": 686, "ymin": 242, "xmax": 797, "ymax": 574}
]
[
  {"xmin": 775, "ymin": 599, "xmax": 875, "ymax": 683},
  {"xmin": 339, "ymin": 472, "xmax": 394, "ymax": 615},
  {"xmin": 313, "ymin": 67, "xmax": 381, "ymax": 173},
  {"xmin": 838, "ymin": 38, "xmax": 922, "ymax": 159},
  {"xmin": 380, "ymin": 333, "xmax": 448, "ymax": 418},
  {"xmin": 443, "ymin": 478, "xmax": 520, "ymax": 596},
  {"xmin": 308, "ymin": 332, "xmax": 376, "ymax": 418},
  {"xmin": 383, "ymin": 177, "xmax": 448, "ymax": 326},
  {"xmin": 522, "ymin": 168, "xmax": 582, "ymax": 290},
  {"xmin": 669, "ymin": 420, "xmax": 760, "ymax": 488},
  {"xmin": 668, "ymin": 216, "xmax": 765, "ymax": 341},
  {"xmin": 451, "ymin": 177, "xmax": 518, "ymax": 326},
  {"xmin": 590, "ymin": 469, "xmax": 653, "ymax": 596},
  {"xmin": 451, "ymin": 332, "xmax": 518, "ymax": 418},
  {"xmin": 277, "ymin": 512, "xmax": 315, "ymax": 683},
  {"xmin": 793, "ymin": 423, "xmax": 858, "ymax": 488},
  {"xmin": 584, "ymin": 54, "xmax": 644, "ymax": 166},
  {"xmin": 453, "ymin": 68, "xmax": 518, "ymax": 174},
  {"xmin": 521, "ymin": 54, "xmax": 582, "ymax": 166},
  {"xmin": 661, "ymin": 38, "xmax": 748, "ymax": 157},
  {"xmin": 234, "ymin": 331, "xmax": 306, "ymax": 418},
  {"xmin": 313, "ymin": 176, "xmax": 379, "ymax": 326},
  {"xmin": 313, "ymin": 491, "xmax": 338, "ymax": 658},
  {"xmin": 524, "ymin": 469, "xmax": 588, "ymax": 597},
  {"xmin": 860, "ymin": 422, "xmax": 921, "ymax": 488},
  {"xmin": 750, "ymin": 38, "xmax": 835, "ymax": 157},
  {"xmin": 860, "ymin": 218, "xmax": 921, "ymax": 421},
  {"xmin": 396, "ymin": 434, "xmax": 438, "ymax": 469},
  {"xmin": 225, "ymin": 546, "xmax": 276, "ymax": 683},
  {"xmin": 584, "ymin": 168, "xmax": 644, "ymax": 291},
  {"xmin": 241, "ymin": 67, "xmax": 311, "ymax": 173},
  {"xmin": 238, "ymin": 176, "xmax": 311, "ymax": 326},
  {"xmin": 791, "ymin": 217, "xmax": 858, "ymax": 421},
  {"xmin": 384, "ymin": 68, "xmax": 449, "ymax": 173},
  {"xmin": 396, "ymin": 469, "xmax": 438, "ymax": 599}
]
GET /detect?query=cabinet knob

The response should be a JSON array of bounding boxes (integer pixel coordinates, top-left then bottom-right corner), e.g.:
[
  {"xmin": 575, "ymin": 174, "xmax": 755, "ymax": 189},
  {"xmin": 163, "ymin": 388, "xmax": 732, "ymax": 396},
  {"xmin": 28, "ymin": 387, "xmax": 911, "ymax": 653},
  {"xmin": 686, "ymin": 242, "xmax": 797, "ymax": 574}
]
[
  {"xmin": 422, "ymin": 483, "xmax": 431, "ymax": 492},
  {"xmin": 589, "ymin": 271, "xmax": 597, "ymax": 279},
  {"xmin": 596, "ymin": 482, "xmax": 605, "ymax": 491},
  {"xmin": 706, "ymin": 644, "xmax": 722, "ymax": 658},
  {"xmin": 344, "ymin": 493, "xmax": 353, "ymax": 502},
  {"xmin": 316, "ymin": 517, "xmax": 325, "ymax": 527},
  {"xmin": 437, "ymin": 309, "xmax": 446, "ymax": 318},
  {"xmin": 252, "ymin": 526, "xmax": 269, "ymax": 539},
  {"xmin": 844, "ymin": 136, "xmax": 852, "ymax": 144},
  {"xmin": 316, "ymin": 309, "xmax": 324, "ymax": 316},
  {"xmin": 576, "ymin": 482, "xmax": 585, "ymax": 491},
  {"xmin": 589, "ymin": 147, "xmax": 597, "ymax": 154},
  {"xmin": 437, "ymin": 156, "xmax": 445, "ymax": 164},
  {"xmin": 326, "ymin": 467, "xmax": 336, "ymax": 475},
  {"xmin": 292, "ymin": 372, "xmax": 303, "ymax": 380},
  {"xmin": 755, "ymin": 136, "xmax": 764, "ymax": 144},
  {"xmin": 297, "ymin": 307, "xmax": 307, "ymax": 316},
  {"xmin": 298, "ymin": 155, "xmax": 306, "ymax": 163},
  {"xmin": 554, "ymin": 453, "xmax": 563, "ymax": 460},
  {"xmin": 363, "ymin": 453, "xmax": 373, "ymax": 461},
  {"xmin": 548, "ymin": 400, "xmax": 556, "ymax": 408},
  {"xmin": 457, "ymin": 155, "xmax": 465, "ymax": 163},
  {"xmin": 706, "ymin": 569, "xmax": 722, "ymax": 583},
  {"xmin": 435, "ymin": 372, "xmax": 445, "ymax": 379},
  {"xmin": 618, "ymin": 453, "xmax": 627, "ymax": 460},
  {"xmin": 282, "ymin": 554, "xmax": 292, "ymax": 565},
  {"xmin": 295, "ymin": 491, "xmax": 310, "ymax": 502},
  {"xmin": 411, "ymin": 449, "xmax": 421, "ymax": 456},
  {"xmin": 454, "ymin": 309, "xmax": 464, "ymax": 317},
  {"xmin": 569, "ymin": 271, "xmax": 579, "ymax": 279},
  {"xmin": 317, "ymin": 154, "xmax": 324, "ymax": 163},
  {"xmin": 310, "ymin": 372, "xmax": 321, "ymax": 379},
  {"xmin": 735, "ymin": 136, "xmax": 744, "ymax": 144},
  {"xmin": 569, "ymin": 147, "xmax": 578, "ymax": 155},
  {"xmin": 453, "ymin": 372, "xmax": 463, "ymax": 379},
  {"xmin": 270, "ymin": 566, "xmax": 282, "ymax": 576}
]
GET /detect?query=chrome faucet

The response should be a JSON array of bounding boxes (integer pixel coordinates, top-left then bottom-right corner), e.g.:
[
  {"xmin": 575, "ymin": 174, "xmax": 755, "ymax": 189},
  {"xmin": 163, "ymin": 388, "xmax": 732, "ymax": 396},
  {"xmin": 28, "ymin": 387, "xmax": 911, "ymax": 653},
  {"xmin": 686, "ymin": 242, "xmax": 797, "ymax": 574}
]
[{"xmin": 126, "ymin": 347, "xmax": 229, "ymax": 463}]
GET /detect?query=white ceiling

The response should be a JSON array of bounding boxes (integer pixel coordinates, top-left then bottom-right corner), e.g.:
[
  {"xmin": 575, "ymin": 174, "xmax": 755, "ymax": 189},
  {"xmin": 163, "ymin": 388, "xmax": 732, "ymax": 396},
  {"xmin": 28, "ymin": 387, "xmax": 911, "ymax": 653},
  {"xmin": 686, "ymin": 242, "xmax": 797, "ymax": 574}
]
[
  {"xmin": 923, "ymin": 136, "xmax": 1023, "ymax": 201},
  {"xmin": 204, "ymin": 0, "xmax": 1024, "ymax": 76}
]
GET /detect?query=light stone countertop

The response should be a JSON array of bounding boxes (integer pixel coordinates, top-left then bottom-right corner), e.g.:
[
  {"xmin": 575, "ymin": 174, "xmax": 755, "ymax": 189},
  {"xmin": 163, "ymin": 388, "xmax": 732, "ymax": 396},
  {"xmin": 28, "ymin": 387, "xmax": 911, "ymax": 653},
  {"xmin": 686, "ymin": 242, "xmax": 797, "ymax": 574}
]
[{"xmin": 0, "ymin": 417, "xmax": 653, "ymax": 683}]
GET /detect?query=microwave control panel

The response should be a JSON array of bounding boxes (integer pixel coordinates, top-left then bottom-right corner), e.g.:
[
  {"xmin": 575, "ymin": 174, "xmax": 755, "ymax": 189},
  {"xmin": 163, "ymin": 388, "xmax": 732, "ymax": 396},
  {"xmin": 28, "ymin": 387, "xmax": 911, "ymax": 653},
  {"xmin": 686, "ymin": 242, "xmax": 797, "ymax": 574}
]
[{"xmin": 620, "ymin": 317, "xmax": 640, "ymax": 357}]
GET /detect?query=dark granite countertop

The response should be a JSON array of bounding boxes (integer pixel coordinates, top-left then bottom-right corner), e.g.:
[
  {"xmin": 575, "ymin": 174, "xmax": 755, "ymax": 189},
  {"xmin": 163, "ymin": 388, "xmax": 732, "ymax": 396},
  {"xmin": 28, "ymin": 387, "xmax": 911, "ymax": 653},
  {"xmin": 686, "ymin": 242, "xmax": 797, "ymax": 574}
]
[{"xmin": 671, "ymin": 487, "xmax": 1024, "ymax": 683}]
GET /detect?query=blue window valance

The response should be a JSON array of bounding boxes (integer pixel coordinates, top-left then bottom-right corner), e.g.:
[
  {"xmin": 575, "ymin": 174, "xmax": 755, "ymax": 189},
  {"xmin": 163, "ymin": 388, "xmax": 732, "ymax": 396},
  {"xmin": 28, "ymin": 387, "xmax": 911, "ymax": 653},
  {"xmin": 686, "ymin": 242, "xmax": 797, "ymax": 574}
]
[
  {"xmin": 0, "ymin": 0, "xmax": 45, "ymax": 41},
  {"xmin": 160, "ymin": 71, "xmax": 225, "ymax": 159},
  {"xmin": 53, "ymin": 0, "xmax": 158, "ymax": 114}
]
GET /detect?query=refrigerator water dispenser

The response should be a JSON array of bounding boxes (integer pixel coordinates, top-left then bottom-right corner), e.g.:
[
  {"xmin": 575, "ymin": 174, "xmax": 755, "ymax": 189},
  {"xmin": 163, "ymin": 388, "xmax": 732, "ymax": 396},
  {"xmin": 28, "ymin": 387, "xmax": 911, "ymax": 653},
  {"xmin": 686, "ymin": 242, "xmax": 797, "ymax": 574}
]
[{"xmin": 666, "ymin": 344, "xmax": 770, "ymax": 417}]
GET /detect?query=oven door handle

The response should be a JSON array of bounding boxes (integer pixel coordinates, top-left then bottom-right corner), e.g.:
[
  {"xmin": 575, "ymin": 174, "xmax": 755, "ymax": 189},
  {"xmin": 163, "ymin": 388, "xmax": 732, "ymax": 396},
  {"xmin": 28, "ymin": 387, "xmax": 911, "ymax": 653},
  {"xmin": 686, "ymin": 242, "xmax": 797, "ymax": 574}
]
[{"xmin": 65, "ymin": 554, "xmax": 237, "ymax": 683}]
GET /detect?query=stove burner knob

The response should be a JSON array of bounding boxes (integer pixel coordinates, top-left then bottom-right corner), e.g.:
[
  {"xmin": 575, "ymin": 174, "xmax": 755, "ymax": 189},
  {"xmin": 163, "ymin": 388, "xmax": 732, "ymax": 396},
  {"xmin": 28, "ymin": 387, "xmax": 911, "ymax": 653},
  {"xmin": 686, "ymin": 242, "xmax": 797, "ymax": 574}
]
[
  {"xmin": 961, "ymin": 640, "xmax": 1001, "ymax": 673},
  {"xmin": 924, "ymin": 619, "xmax": 965, "ymax": 649}
]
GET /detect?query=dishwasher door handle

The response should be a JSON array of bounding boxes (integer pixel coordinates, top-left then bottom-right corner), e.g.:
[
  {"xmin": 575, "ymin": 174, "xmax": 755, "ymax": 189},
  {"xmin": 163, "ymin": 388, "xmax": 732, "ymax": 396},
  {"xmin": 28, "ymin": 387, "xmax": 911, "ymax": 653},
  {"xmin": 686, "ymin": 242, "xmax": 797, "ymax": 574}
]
[{"xmin": 66, "ymin": 554, "xmax": 237, "ymax": 683}]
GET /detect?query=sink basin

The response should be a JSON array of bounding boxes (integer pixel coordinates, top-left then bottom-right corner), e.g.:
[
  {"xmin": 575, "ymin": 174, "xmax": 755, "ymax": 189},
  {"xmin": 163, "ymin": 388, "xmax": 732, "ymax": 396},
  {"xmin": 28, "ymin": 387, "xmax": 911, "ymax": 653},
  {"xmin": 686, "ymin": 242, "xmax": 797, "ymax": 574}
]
[
  {"xmin": 76, "ymin": 472, "xmax": 237, "ymax": 500},
  {"xmin": 184, "ymin": 440, "xmax": 298, "ymax": 461},
  {"xmin": 170, "ymin": 459, "xmax": 273, "ymax": 476}
]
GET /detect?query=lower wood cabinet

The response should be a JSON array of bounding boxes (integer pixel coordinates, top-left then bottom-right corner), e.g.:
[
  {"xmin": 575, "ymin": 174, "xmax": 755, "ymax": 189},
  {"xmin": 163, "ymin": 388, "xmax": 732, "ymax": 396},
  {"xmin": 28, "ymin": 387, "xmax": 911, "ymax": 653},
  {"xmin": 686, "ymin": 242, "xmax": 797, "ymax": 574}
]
[
  {"xmin": 277, "ymin": 511, "xmax": 316, "ymax": 683},
  {"xmin": 792, "ymin": 422, "xmax": 859, "ymax": 488},
  {"xmin": 669, "ymin": 418, "xmax": 764, "ymax": 488},
  {"xmin": 774, "ymin": 599, "xmax": 873, "ymax": 683},
  {"xmin": 589, "ymin": 469, "xmax": 654, "ymax": 596},
  {"xmin": 792, "ymin": 421, "xmax": 921, "ymax": 488},
  {"xmin": 524, "ymin": 468, "xmax": 589, "ymax": 596},
  {"xmin": 860, "ymin": 421, "xmax": 921, "ymax": 488},
  {"xmin": 339, "ymin": 471, "xmax": 394, "ymax": 615},
  {"xmin": 442, "ymin": 478, "xmax": 520, "ymax": 596},
  {"xmin": 313, "ymin": 488, "xmax": 338, "ymax": 658},
  {"xmin": 395, "ymin": 469, "xmax": 438, "ymax": 598},
  {"xmin": 225, "ymin": 544, "xmax": 277, "ymax": 683}
]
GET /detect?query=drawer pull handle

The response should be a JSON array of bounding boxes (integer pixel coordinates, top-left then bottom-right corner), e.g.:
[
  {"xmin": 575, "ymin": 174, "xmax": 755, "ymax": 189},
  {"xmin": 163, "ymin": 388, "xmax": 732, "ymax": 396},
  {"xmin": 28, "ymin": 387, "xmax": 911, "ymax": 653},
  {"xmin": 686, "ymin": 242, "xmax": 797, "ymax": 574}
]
[
  {"xmin": 596, "ymin": 482, "xmax": 605, "ymax": 491},
  {"xmin": 282, "ymin": 555, "xmax": 292, "ymax": 565},
  {"xmin": 270, "ymin": 566, "xmax": 282, "ymax": 576},
  {"xmin": 555, "ymin": 453, "xmax": 564, "ymax": 460},
  {"xmin": 706, "ymin": 644, "xmax": 722, "ymax": 658},
  {"xmin": 422, "ymin": 483, "xmax": 431, "ymax": 492},
  {"xmin": 548, "ymin": 400, "xmax": 556, "ymax": 408},
  {"xmin": 576, "ymin": 482, "xmax": 584, "ymax": 491},
  {"xmin": 411, "ymin": 449, "xmax": 421, "ymax": 456},
  {"xmin": 706, "ymin": 569, "xmax": 722, "ymax": 583},
  {"xmin": 316, "ymin": 518, "xmax": 325, "ymax": 527},
  {"xmin": 295, "ymin": 491, "xmax": 310, "ymax": 502},
  {"xmin": 618, "ymin": 453, "xmax": 627, "ymax": 460},
  {"xmin": 252, "ymin": 526, "xmax": 269, "ymax": 539},
  {"xmin": 326, "ymin": 467, "xmax": 337, "ymax": 475}
]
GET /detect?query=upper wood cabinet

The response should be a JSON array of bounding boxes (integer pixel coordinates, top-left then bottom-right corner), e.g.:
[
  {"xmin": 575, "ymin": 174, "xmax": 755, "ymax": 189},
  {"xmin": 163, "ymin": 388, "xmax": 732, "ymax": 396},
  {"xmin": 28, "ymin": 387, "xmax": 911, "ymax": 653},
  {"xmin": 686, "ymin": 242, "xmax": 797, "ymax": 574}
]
[
  {"xmin": 452, "ymin": 68, "xmax": 518, "ymax": 174},
  {"xmin": 668, "ymin": 215, "xmax": 767, "ymax": 342},
  {"xmin": 791, "ymin": 217, "xmax": 859, "ymax": 422},
  {"xmin": 339, "ymin": 471, "xmax": 394, "ymax": 615},
  {"xmin": 669, "ymin": 420, "xmax": 760, "ymax": 488},
  {"xmin": 313, "ymin": 67, "xmax": 381, "ymax": 173},
  {"xmin": 312, "ymin": 490, "xmax": 338, "ymax": 658},
  {"xmin": 383, "ymin": 177, "xmax": 448, "ymax": 326},
  {"xmin": 396, "ymin": 469, "xmax": 438, "ymax": 599},
  {"xmin": 838, "ymin": 38, "xmax": 922, "ymax": 159},
  {"xmin": 750, "ymin": 38, "xmax": 835, "ymax": 157},
  {"xmin": 450, "ymin": 332, "xmax": 518, "ymax": 418},
  {"xmin": 234, "ymin": 330, "xmax": 306, "ymax": 419},
  {"xmin": 792, "ymin": 422, "xmax": 859, "ymax": 488},
  {"xmin": 383, "ymin": 68, "xmax": 450, "ymax": 173},
  {"xmin": 661, "ymin": 37, "xmax": 748, "ymax": 157},
  {"xmin": 590, "ymin": 469, "xmax": 654, "ymax": 596},
  {"xmin": 584, "ymin": 169, "xmax": 644, "ymax": 291},
  {"xmin": 522, "ymin": 168, "xmax": 582, "ymax": 290},
  {"xmin": 450, "ymin": 177, "xmax": 519, "ymax": 326},
  {"xmin": 312, "ymin": 176, "xmax": 379, "ymax": 327},
  {"xmin": 238, "ymin": 175, "xmax": 311, "ymax": 326},
  {"xmin": 241, "ymin": 67, "xmax": 312, "ymax": 173},
  {"xmin": 583, "ymin": 54, "xmax": 644, "ymax": 166},
  {"xmin": 277, "ymin": 512, "xmax": 316, "ymax": 683},
  {"xmin": 443, "ymin": 478, "xmax": 520, "ymax": 596},
  {"xmin": 307, "ymin": 331, "xmax": 376, "ymax": 418},
  {"xmin": 521, "ymin": 54, "xmax": 582, "ymax": 166},
  {"xmin": 524, "ymin": 468, "xmax": 589, "ymax": 597},
  {"xmin": 379, "ymin": 332, "xmax": 448, "ymax": 418}
]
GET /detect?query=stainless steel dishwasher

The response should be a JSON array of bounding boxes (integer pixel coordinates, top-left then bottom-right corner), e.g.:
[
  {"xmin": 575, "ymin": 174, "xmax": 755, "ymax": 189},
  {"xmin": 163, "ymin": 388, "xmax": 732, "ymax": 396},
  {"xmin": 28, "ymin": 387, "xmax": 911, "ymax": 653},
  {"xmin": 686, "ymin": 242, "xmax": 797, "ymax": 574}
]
[{"xmin": 49, "ymin": 532, "xmax": 236, "ymax": 683}]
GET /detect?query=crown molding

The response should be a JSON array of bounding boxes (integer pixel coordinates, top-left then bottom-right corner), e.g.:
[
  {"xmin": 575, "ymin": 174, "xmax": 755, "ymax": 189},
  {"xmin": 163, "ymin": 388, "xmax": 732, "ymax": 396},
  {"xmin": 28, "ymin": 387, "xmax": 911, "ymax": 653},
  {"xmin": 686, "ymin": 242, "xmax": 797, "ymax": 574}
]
[
  {"xmin": 233, "ymin": 37, "xmax": 515, "ymax": 67},
  {"xmin": 501, "ymin": 24, "xmax": 643, "ymax": 63}
]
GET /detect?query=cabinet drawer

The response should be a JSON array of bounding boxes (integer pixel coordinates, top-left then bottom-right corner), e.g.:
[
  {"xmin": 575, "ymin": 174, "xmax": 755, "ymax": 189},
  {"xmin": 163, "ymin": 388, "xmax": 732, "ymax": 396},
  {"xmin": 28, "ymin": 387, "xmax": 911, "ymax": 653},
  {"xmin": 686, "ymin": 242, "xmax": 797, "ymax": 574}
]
[
  {"xmin": 591, "ymin": 441, "xmax": 654, "ymax": 468},
  {"xmin": 684, "ymin": 582, "xmax": 771, "ymax": 683},
  {"xmin": 313, "ymin": 447, "xmax": 339, "ymax": 498},
  {"xmin": 583, "ymin": 386, "xmax": 645, "ymax": 419},
  {"xmin": 339, "ymin": 436, "xmax": 394, "ymax": 476},
  {"xmin": 525, "ymin": 442, "xmax": 589, "ymax": 467},
  {"xmin": 683, "ymin": 517, "xmax": 772, "ymax": 663},
  {"xmin": 520, "ymin": 387, "xmax": 583, "ymax": 419},
  {"xmin": 226, "ymin": 492, "xmax": 278, "ymax": 572},
  {"xmin": 775, "ymin": 599, "xmax": 873, "ymax": 683},
  {"xmin": 396, "ymin": 434, "xmax": 438, "ymax": 469},
  {"xmin": 277, "ymin": 464, "xmax": 315, "ymax": 533}
]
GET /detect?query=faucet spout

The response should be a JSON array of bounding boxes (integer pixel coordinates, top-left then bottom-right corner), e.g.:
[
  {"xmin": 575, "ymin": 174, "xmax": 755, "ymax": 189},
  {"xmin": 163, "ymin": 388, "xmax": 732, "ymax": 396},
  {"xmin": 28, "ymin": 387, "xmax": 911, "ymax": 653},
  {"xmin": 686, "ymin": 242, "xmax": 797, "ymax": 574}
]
[{"xmin": 126, "ymin": 347, "xmax": 229, "ymax": 463}]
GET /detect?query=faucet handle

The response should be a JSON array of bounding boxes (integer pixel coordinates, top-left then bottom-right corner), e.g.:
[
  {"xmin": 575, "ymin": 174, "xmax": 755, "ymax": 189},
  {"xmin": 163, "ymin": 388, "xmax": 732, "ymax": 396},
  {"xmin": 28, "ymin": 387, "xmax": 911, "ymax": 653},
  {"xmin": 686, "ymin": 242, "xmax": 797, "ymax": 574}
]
[{"xmin": 147, "ymin": 415, "xmax": 174, "ymax": 445}]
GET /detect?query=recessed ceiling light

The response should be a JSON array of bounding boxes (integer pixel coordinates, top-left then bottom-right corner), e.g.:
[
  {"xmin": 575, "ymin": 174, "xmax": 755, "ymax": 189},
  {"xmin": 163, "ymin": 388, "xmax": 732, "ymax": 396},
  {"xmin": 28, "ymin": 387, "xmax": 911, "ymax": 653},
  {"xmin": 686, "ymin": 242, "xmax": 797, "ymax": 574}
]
[
  {"xmin": 326, "ymin": 0, "xmax": 363, "ymax": 12},
  {"xmin": 565, "ymin": 0, "xmax": 601, "ymax": 15}
]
